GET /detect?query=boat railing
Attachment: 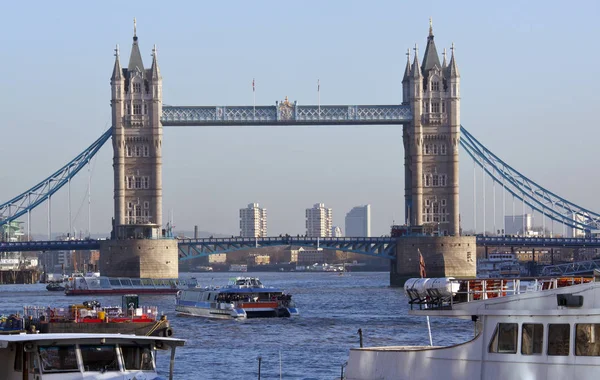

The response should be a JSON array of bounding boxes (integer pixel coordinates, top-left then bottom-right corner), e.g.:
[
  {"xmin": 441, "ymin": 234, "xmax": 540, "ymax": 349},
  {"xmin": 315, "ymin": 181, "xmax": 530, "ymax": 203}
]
[{"xmin": 407, "ymin": 276, "xmax": 594, "ymax": 310}]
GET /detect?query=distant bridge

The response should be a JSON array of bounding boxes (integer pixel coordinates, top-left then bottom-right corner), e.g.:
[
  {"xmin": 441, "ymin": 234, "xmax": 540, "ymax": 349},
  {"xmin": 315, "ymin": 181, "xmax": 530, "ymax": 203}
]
[
  {"xmin": 476, "ymin": 236, "xmax": 600, "ymax": 248},
  {"xmin": 0, "ymin": 237, "xmax": 397, "ymax": 260}
]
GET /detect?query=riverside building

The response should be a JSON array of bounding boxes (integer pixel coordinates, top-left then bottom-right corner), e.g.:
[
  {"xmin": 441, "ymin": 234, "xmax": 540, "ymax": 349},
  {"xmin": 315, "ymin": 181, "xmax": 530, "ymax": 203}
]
[
  {"xmin": 305, "ymin": 203, "xmax": 333, "ymax": 237},
  {"xmin": 345, "ymin": 205, "xmax": 371, "ymax": 237}
]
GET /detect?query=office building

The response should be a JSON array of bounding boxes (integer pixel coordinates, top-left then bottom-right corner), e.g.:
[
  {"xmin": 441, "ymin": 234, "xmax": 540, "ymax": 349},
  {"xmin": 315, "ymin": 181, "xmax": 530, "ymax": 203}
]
[{"xmin": 345, "ymin": 205, "xmax": 371, "ymax": 237}]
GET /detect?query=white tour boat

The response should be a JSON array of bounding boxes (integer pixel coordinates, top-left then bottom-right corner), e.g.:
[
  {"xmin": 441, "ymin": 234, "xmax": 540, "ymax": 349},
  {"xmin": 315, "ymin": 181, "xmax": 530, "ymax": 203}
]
[
  {"xmin": 345, "ymin": 275, "xmax": 600, "ymax": 380},
  {"xmin": 0, "ymin": 332, "xmax": 184, "ymax": 380},
  {"xmin": 176, "ymin": 277, "xmax": 299, "ymax": 319}
]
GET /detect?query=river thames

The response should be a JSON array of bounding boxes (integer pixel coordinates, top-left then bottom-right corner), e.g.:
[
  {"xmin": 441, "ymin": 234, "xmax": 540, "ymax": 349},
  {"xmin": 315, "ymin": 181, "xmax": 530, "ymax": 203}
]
[{"xmin": 0, "ymin": 272, "xmax": 472, "ymax": 379}]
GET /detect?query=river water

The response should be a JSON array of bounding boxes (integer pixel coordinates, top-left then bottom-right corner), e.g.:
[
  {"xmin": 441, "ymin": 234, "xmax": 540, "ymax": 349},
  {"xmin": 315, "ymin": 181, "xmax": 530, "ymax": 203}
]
[{"xmin": 0, "ymin": 272, "xmax": 472, "ymax": 379}]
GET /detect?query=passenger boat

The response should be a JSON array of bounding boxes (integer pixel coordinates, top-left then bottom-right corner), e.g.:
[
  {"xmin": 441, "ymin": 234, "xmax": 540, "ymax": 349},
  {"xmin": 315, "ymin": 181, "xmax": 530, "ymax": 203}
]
[
  {"xmin": 45, "ymin": 283, "xmax": 65, "ymax": 292},
  {"xmin": 345, "ymin": 275, "xmax": 600, "ymax": 380},
  {"xmin": 20, "ymin": 295, "xmax": 174, "ymax": 337},
  {"xmin": 63, "ymin": 274, "xmax": 197, "ymax": 296},
  {"xmin": 0, "ymin": 332, "xmax": 184, "ymax": 379},
  {"xmin": 176, "ymin": 277, "xmax": 299, "ymax": 319}
]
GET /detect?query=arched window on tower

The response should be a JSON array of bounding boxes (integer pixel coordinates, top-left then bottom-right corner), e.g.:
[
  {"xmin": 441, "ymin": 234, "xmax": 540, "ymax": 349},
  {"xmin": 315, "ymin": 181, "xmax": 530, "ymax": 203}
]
[
  {"xmin": 441, "ymin": 144, "xmax": 447, "ymax": 155},
  {"xmin": 432, "ymin": 175, "xmax": 439, "ymax": 187},
  {"xmin": 442, "ymin": 101, "xmax": 446, "ymax": 113},
  {"xmin": 143, "ymin": 145, "xmax": 149, "ymax": 157},
  {"xmin": 135, "ymin": 146, "xmax": 141, "ymax": 157},
  {"xmin": 127, "ymin": 177, "xmax": 133, "ymax": 189},
  {"xmin": 441, "ymin": 175, "xmax": 447, "ymax": 186},
  {"xmin": 425, "ymin": 175, "xmax": 431, "ymax": 187},
  {"xmin": 144, "ymin": 104, "xmax": 148, "ymax": 115},
  {"xmin": 433, "ymin": 144, "xmax": 438, "ymax": 155},
  {"xmin": 126, "ymin": 146, "xmax": 132, "ymax": 157},
  {"xmin": 425, "ymin": 144, "xmax": 431, "ymax": 155}
]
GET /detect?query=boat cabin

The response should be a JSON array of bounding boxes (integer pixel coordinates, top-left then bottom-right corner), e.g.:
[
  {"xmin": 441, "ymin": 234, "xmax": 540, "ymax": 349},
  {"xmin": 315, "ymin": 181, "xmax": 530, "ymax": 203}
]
[{"xmin": 0, "ymin": 333, "xmax": 184, "ymax": 380}]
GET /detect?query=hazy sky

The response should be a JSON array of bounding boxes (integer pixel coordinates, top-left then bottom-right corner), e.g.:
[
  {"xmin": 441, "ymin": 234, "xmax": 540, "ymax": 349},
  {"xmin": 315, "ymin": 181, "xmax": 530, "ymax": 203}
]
[{"xmin": 1, "ymin": 1, "xmax": 599, "ymax": 237}]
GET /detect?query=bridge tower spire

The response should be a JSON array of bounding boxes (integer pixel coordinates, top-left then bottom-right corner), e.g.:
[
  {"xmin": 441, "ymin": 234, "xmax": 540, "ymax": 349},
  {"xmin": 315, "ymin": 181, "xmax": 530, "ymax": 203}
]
[
  {"xmin": 103, "ymin": 21, "xmax": 177, "ymax": 279},
  {"xmin": 403, "ymin": 22, "xmax": 461, "ymax": 236}
]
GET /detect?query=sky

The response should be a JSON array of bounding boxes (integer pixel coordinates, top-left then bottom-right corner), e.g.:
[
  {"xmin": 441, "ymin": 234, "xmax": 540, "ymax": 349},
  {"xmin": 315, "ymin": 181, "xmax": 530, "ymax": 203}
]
[{"xmin": 1, "ymin": 0, "xmax": 599, "ymax": 238}]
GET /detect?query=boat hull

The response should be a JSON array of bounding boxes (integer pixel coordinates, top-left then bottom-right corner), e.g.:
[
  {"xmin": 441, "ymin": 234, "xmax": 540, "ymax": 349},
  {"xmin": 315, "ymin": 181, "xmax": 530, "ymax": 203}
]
[{"xmin": 175, "ymin": 304, "xmax": 298, "ymax": 320}]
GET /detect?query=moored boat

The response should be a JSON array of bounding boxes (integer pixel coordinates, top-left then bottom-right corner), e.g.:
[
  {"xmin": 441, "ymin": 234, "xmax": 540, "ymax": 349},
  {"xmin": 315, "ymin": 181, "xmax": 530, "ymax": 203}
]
[
  {"xmin": 345, "ymin": 275, "xmax": 600, "ymax": 380},
  {"xmin": 22, "ymin": 295, "xmax": 173, "ymax": 337},
  {"xmin": 0, "ymin": 332, "xmax": 184, "ymax": 379},
  {"xmin": 176, "ymin": 277, "xmax": 299, "ymax": 319},
  {"xmin": 63, "ymin": 274, "xmax": 196, "ymax": 296}
]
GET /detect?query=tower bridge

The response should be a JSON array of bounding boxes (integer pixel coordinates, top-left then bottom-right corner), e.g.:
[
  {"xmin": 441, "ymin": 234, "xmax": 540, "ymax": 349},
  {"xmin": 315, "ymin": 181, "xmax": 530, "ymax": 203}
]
[{"xmin": 1, "ymin": 21, "xmax": 599, "ymax": 285}]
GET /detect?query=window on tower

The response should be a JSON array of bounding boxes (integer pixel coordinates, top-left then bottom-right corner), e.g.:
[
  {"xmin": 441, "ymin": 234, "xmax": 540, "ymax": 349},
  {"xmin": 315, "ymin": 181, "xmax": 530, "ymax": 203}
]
[
  {"xmin": 432, "ymin": 81, "xmax": 439, "ymax": 91},
  {"xmin": 432, "ymin": 175, "xmax": 439, "ymax": 187},
  {"xmin": 144, "ymin": 104, "xmax": 148, "ymax": 115},
  {"xmin": 433, "ymin": 144, "xmax": 438, "ymax": 155},
  {"xmin": 126, "ymin": 146, "xmax": 132, "ymax": 157},
  {"xmin": 143, "ymin": 145, "xmax": 149, "ymax": 157},
  {"xmin": 432, "ymin": 102, "xmax": 440, "ymax": 113},
  {"xmin": 441, "ymin": 144, "xmax": 447, "ymax": 155},
  {"xmin": 425, "ymin": 144, "xmax": 431, "ymax": 155},
  {"xmin": 425, "ymin": 175, "xmax": 431, "ymax": 187},
  {"xmin": 135, "ymin": 177, "xmax": 142, "ymax": 189},
  {"xmin": 133, "ymin": 104, "xmax": 142, "ymax": 115},
  {"xmin": 442, "ymin": 101, "xmax": 446, "ymax": 113},
  {"xmin": 133, "ymin": 83, "xmax": 141, "ymax": 93}
]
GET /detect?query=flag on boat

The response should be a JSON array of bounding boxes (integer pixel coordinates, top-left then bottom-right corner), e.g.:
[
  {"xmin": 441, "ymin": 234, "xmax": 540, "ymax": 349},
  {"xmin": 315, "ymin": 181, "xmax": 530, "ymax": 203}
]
[
  {"xmin": 418, "ymin": 249, "xmax": 426, "ymax": 278},
  {"xmin": 252, "ymin": 78, "xmax": 255, "ymax": 92}
]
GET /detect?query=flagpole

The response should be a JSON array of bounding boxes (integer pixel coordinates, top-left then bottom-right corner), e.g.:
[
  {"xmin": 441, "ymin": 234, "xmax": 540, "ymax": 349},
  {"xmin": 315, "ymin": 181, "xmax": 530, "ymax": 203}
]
[
  {"xmin": 253, "ymin": 78, "xmax": 256, "ymax": 121},
  {"xmin": 419, "ymin": 248, "xmax": 433, "ymax": 346},
  {"xmin": 317, "ymin": 79, "xmax": 320, "ymax": 120}
]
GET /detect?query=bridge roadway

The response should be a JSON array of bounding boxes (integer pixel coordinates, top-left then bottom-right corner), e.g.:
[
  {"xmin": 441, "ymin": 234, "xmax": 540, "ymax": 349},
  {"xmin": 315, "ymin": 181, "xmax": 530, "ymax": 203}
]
[{"xmin": 3, "ymin": 236, "xmax": 600, "ymax": 259}]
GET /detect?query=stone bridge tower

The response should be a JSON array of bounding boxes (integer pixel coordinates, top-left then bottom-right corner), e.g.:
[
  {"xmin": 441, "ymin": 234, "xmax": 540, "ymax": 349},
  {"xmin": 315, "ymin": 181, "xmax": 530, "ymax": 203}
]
[
  {"xmin": 100, "ymin": 21, "xmax": 178, "ymax": 279},
  {"xmin": 392, "ymin": 22, "xmax": 474, "ymax": 287},
  {"xmin": 403, "ymin": 21, "xmax": 461, "ymax": 236}
]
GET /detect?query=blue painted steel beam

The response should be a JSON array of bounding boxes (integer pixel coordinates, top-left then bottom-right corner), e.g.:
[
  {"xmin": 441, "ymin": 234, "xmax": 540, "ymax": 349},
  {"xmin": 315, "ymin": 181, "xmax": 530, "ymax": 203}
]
[
  {"xmin": 161, "ymin": 105, "xmax": 412, "ymax": 126},
  {"xmin": 460, "ymin": 126, "xmax": 600, "ymax": 231},
  {"xmin": 177, "ymin": 237, "xmax": 397, "ymax": 261},
  {"xmin": 0, "ymin": 240, "xmax": 101, "ymax": 252},
  {"xmin": 0, "ymin": 129, "xmax": 112, "ymax": 229}
]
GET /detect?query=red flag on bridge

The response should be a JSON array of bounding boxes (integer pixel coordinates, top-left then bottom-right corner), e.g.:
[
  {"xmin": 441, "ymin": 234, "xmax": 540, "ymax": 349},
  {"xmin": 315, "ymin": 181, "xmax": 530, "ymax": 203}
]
[{"xmin": 418, "ymin": 249, "xmax": 426, "ymax": 278}]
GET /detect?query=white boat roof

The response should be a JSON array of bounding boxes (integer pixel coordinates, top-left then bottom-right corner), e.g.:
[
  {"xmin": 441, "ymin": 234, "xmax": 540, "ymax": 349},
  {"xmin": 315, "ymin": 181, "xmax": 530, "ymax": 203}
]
[{"xmin": 0, "ymin": 333, "xmax": 185, "ymax": 347}]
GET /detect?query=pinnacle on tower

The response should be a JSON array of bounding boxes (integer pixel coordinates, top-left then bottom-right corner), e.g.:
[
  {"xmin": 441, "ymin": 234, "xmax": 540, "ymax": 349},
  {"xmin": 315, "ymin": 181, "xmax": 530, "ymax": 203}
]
[
  {"xmin": 128, "ymin": 18, "xmax": 144, "ymax": 73},
  {"xmin": 421, "ymin": 18, "xmax": 441, "ymax": 76},
  {"xmin": 411, "ymin": 44, "xmax": 422, "ymax": 78},
  {"xmin": 442, "ymin": 48, "xmax": 448, "ymax": 71},
  {"xmin": 150, "ymin": 44, "xmax": 161, "ymax": 80},
  {"xmin": 111, "ymin": 44, "xmax": 123, "ymax": 81},
  {"xmin": 402, "ymin": 48, "xmax": 411, "ymax": 82},
  {"xmin": 447, "ymin": 42, "xmax": 460, "ymax": 78}
]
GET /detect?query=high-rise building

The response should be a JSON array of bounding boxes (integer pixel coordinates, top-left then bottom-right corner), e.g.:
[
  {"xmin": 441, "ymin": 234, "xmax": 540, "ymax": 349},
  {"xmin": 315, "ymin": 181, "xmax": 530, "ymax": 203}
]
[
  {"xmin": 239, "ymin": 203, "xmax": 267, "ymax": 237},
  {"xmin": 345, "ymin": 205, "xmax": 371, "ymax": 237},
  {"xmin": 305, "ymin": 203, "xmax": 333, "ymax": 237}
]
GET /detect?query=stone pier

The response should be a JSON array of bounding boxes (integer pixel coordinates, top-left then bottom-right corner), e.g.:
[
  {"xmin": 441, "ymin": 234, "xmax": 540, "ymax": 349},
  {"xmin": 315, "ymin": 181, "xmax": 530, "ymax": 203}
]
[
  {"xmin": 390, "ymin": 235, "xmax": 476, "ymax": 287},
  {"xmin": 99, "ymin": 239, "xmax": 178, "ymax": 279}
]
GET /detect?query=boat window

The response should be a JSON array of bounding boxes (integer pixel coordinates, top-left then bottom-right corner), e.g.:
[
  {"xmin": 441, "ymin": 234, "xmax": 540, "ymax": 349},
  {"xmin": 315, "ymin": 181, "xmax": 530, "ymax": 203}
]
[
  {"xmin": 120, "ymin": 279, "xmax": 133, "ymax": 287},
  {"xmin": 38, "ymin": 345, "xmax": 79, "ymax": 373},
  {"xmin": 522, "ymin": 324, "xmax": 544, "ymax": 355},
  {"xmin": 488, "ymin": 323, "xmax": 518, "ymax": 354},
  {"xmin": 141, "ymin": 278, "xmax": 154, "ymax": 286},
  {"xmin": 109, "ymin": 279, "xmax": 121, "ymax": 286},
  {"xmin": 131, "ymin": 279, "xmax": 142, "ymax": 286},
  {"xmin": 121, "ymin": 345, "xmax": 154, "ymax": 371},
  {"xmin": 548, "ymin": 324, "xmax": 570, "ymax": 356},
  {"xmin": 99, "ymin": 278, "xmax": 111, "ymax": 288},
  {"xmin": 575, "ymin": 324, "xmax": 600, "ymax": 356},
  {"xmin": 80, "ymin": 345, "xmax": 119, "ymax": 372}
]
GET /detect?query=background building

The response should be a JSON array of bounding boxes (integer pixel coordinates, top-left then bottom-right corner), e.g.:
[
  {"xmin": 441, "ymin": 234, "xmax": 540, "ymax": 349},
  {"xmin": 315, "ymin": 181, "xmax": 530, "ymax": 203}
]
[
  {"xmin": 332, "ymin": 226, "xmax": 343, "ymax": 237},
  {"xmin": 306, "ymin": 203, "xmax": 333, "ymax": 237},
  {"xmin": 239, "ymin": 203, "xmax": 267, "ymax": 237},
  {"xmin": 345, "ymin": 205, "xmax": 371, "ymax": 237},
  {"xmin": 504, "ymin": 214, "xmax": 534, "ymax": 236}
]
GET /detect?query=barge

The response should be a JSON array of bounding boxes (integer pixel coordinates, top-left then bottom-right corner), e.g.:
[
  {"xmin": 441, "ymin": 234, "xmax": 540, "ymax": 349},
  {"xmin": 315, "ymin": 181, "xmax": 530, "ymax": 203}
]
[{"xmin": 63, "ymin": 274, "xmax": 196, "ymax": 296}]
